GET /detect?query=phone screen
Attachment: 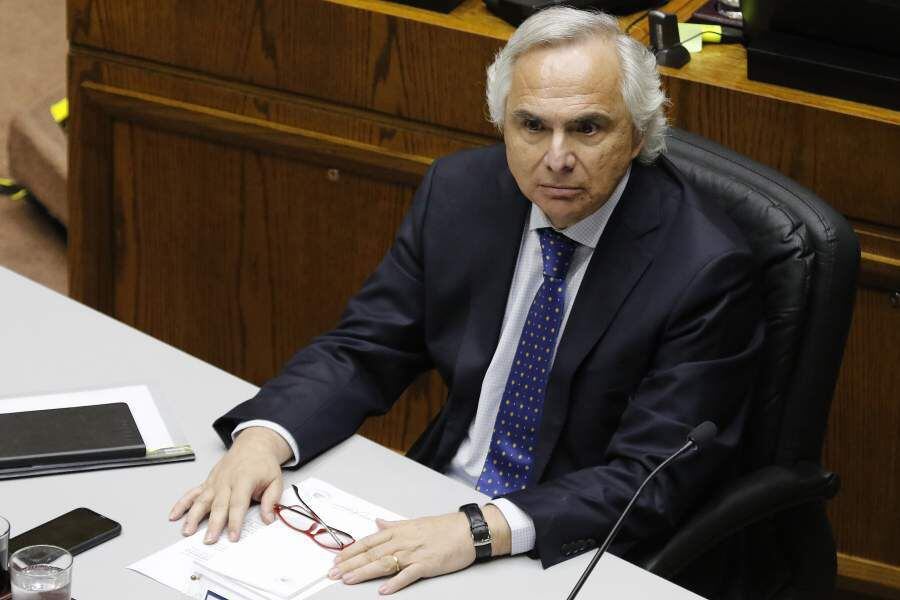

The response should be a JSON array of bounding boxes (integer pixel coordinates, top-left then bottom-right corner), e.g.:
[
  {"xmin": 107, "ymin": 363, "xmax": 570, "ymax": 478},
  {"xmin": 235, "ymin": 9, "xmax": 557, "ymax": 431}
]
[{"xmin": 9, "ymin": 508, "xmax": 121, "ymax": 556}]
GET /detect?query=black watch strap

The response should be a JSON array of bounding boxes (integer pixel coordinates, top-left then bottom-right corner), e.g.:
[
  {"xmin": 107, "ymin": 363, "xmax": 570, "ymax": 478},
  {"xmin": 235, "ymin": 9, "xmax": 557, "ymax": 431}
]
[{"xmin": 459, "ymin": 503, "xmax": 492, "ymax": 562}]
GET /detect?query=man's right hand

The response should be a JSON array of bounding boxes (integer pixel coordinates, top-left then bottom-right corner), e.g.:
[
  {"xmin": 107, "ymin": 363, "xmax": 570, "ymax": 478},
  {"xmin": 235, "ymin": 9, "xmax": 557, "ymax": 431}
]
[{"xmin": 168, "ymin": 426, "xmax": 293, "ymax": 544}]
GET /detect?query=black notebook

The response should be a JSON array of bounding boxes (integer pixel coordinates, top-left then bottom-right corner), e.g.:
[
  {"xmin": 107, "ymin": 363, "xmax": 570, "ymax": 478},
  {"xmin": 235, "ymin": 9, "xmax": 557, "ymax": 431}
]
[{"xmin": 0, "ymin": 403, "xmax": 146, "ymax": 469}]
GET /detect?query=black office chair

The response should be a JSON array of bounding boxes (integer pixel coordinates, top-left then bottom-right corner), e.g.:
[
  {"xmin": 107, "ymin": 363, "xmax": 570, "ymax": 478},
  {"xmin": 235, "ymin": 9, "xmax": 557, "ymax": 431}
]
[{"xmin": 639, "ymin": 128, "xmax": 860, "ymax": 599}]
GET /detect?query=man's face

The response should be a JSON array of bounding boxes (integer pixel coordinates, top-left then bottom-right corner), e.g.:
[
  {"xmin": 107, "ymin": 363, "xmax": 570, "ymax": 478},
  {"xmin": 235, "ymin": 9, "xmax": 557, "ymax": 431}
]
[{"xmin": 503, "ymin": 38, "xmax": 642, "ymax": 229}]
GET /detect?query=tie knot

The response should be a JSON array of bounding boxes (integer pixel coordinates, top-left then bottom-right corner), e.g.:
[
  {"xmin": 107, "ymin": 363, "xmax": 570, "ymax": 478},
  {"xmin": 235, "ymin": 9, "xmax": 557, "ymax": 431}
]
[{"xmin": 537, "ymin": 228, "xmax": 578, "ymax": 280}]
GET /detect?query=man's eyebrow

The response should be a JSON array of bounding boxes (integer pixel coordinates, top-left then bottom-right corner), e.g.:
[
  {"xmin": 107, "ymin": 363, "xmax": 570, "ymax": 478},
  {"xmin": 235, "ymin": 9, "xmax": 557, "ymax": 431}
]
[
  {"xmin": 510, "ymin": 109, "xmax": 542, "ymax": 121},
  {"xmin": 567, "ymin": 112, "xmax": 613, "ymax": 126},
  {"xmin": 509, "ymin": 109, "xmax": 613, "ymax": 125}
]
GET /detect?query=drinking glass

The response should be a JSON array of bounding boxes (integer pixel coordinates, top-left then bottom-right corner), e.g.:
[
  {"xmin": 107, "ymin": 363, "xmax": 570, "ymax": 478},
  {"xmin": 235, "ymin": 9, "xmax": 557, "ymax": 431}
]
[
  {"xmin": 0, "ymin": 516, "xmax": 9, "ymax": 596},
  {"xmin": 9, "ymin": 546, "xmax": 72, "ymax": 600}
]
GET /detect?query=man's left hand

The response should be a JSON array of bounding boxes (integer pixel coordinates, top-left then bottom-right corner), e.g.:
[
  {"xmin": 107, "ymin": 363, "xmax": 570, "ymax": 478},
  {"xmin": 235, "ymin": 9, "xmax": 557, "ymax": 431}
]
[{"xmin": 327, "ymin": 506, "xmax": 511, "ymax": 595}]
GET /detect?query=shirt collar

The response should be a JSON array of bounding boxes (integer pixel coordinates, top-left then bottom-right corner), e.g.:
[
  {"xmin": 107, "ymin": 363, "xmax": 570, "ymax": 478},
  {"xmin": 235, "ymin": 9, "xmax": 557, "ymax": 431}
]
[{"xmin": 528, "ymin": 164, "xmax": 632, "ymax": 249}]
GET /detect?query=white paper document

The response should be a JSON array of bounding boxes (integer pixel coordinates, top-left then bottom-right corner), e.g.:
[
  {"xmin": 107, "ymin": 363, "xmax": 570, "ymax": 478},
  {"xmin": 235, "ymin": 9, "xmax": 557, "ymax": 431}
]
[
  {"xmin": 0, "ymin": 385, "xmax": 175, "ymax": 451},
  {"xmin": 130, "ymin": 478, "xmax": 406, "ymax": 600},
  {"xmin": 129, "ymin": 512, "xmax": 268, "ymax": 598}
]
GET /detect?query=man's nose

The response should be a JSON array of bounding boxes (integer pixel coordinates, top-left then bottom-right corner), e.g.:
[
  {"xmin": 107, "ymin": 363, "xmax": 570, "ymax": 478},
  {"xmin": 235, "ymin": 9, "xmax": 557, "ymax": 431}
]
[{"xmin": 543, "ymin": 131, "xmax": 575, "ymax": 172}]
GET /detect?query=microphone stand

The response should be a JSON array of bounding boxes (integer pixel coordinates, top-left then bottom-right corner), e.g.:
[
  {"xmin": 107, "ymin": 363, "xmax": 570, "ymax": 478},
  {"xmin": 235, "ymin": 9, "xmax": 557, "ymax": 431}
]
[{"xmin": 565, "ymin": 433, "xmax": 705, "ymax": 600}]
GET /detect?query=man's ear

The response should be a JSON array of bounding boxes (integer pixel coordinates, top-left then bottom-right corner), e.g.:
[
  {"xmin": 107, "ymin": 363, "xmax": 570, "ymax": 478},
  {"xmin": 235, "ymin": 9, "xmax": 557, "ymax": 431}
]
[{"xmin": 630, "ymin": 127, "xmax": 644, "ymax": 161}]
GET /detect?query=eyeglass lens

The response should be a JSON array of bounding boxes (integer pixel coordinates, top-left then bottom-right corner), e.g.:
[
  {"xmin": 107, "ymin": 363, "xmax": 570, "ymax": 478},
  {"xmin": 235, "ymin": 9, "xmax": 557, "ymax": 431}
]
[{"xmin": 278, "ymin": 507, "xmax": 353, "ymax": 549}]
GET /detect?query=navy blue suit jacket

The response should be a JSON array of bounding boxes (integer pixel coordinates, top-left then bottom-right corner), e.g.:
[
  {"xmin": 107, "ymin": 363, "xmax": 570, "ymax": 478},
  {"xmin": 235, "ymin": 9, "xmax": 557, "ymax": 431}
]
[{"xmin": 215, "ymin": 144, "xmax": 764, "ymax": 568}]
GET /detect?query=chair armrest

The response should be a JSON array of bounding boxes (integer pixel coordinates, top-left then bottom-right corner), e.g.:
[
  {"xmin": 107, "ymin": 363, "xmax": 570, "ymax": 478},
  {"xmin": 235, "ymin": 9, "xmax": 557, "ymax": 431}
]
[{"xmin": 640, "ymin": 461, "xmax": 839, "ymax": 579}]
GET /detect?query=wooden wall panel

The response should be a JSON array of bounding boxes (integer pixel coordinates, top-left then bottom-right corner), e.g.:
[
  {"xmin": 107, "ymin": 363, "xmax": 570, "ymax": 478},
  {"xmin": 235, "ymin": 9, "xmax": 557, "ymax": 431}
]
[
  {"xmin": 110, "ymin": 120, "xmax": 445, "ymax": 445},
  {"xmin": 68, "ymin": 0, "xmax": 507, "ymax": 136},
  {"xmin": 74, "ymin": 49, "xmax": 495, "ymax": 161},
  {"xmin": 67, "ymin": 48, "xmax": 475, "ymax": 449},
  {"xmin": 664, "ymin": 72, "xmax": 900, "ymax": 229},
  {"xmin": 67, "ymin": 55, "xmax": 114, "ymax": 314},
  {"xmin": 68, "ymin": 53, "xmax": 462, "ymax": 452},
  {"xmin": 825, "ymin": 286, "xmax": 900, "ymax": 565},
  {"xmin": 67, "ymin": 48, "xmax": 497, "ymax": 195}
]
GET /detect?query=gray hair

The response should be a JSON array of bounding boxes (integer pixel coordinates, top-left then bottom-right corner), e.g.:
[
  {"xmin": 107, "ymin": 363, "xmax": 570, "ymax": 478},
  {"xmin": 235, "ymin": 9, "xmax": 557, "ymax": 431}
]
[{"xmin": 485, "ymin": 7, "xmax": 669, "ymax": 164}]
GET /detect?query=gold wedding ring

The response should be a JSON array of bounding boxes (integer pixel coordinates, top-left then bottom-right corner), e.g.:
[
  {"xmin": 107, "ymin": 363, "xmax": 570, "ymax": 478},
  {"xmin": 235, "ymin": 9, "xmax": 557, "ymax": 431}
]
[{"xmin": 389, "ymin": 554, "xmax": 401, "ymax": 574}]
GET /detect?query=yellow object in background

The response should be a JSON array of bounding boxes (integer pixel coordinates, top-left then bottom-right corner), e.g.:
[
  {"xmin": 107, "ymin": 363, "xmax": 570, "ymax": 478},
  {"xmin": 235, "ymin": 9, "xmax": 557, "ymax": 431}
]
[
  {"xmin": 0, "ymin": 177, "xmax": 29, "ymax": 201},
  {"xmin": 50, "ymin": 97, "xmax": 68, "ymax": 124},
  {"xmin": 677, "ymin": 23, "xmax": 726, "ymax": 54}
]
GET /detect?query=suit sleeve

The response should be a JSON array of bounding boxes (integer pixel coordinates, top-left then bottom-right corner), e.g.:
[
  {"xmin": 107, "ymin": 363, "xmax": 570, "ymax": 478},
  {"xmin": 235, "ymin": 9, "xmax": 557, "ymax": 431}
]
[
  {"xmin": 503, "ymin": 248, "xmax": 765, "ymax": 567},
  {"xmin": 212, "ymin": 164, "xmax": 436, "ymax": 466}
]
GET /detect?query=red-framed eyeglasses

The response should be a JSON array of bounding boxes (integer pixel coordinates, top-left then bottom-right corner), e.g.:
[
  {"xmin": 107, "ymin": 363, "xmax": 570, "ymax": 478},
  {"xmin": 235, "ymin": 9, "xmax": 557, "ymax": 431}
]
[{"xmin": 274, "ymin": 484, "xmax": 355, "ymax": 551}]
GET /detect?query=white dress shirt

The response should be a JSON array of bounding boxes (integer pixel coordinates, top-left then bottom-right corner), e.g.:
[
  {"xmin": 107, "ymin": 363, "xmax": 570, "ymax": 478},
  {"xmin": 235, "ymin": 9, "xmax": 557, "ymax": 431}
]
[{"xmin": 234, "ymin": 166, "xmax": 631, "ymax": 556}]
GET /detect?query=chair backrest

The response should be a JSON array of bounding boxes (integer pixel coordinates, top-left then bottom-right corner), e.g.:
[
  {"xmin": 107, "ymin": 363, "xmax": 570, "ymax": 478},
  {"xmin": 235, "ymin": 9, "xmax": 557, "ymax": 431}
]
[{"xmin": 663, "ymin": 128, "xmax": 859, "ymax": 470}]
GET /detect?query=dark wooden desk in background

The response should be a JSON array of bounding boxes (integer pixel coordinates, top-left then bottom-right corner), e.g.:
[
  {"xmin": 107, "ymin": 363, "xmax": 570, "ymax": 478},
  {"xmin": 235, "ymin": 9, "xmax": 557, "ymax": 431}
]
[{"xmin": 66, "ymin": 0, "xmax": 900, "ymax": 596}]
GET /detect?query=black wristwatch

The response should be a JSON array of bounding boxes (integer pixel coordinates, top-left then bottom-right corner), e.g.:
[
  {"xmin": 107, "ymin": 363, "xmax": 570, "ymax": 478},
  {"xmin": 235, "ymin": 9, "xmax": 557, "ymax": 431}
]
[{"xmin": 459, "ymin": 503, "xmax": 492, "ymax": 562}]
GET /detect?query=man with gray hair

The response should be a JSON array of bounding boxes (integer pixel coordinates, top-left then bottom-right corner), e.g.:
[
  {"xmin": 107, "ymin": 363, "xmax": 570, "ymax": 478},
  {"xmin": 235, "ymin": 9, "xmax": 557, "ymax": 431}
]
[{"xmin": 171, "ymin": 7, "xmax": 762, "ymax": 595}]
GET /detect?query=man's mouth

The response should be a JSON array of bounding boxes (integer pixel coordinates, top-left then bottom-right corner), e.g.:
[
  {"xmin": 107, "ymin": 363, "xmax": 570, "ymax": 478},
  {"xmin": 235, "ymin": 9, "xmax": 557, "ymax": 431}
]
[{"xmin": 539, "ymin": 185, "xmax": 582, "ymax": 198}]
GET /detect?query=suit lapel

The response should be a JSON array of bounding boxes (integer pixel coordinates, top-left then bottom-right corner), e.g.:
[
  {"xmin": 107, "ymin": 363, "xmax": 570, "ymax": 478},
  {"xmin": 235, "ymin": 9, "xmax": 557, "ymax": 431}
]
[
  {"xmin": 439, "ymin": 165, "xmax": 531, "ymax": 460},
  {"xmin": 533, "ymin": 163, "xmax": 664, "ymax": 482}
]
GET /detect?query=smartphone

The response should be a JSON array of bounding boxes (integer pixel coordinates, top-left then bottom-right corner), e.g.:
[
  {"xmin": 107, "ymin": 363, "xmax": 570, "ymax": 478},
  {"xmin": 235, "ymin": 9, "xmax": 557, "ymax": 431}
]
[{"xmin": 8, "ymin": 507, "xmax": 120, "ymax": 556}]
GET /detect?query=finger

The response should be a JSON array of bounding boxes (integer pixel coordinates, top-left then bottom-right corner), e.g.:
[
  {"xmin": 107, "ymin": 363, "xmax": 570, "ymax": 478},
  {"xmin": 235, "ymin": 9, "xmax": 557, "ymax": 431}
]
[
  {"xmin": 182, "ymin": 489, "xmax": 214, "ymax": 536},
  {"xmin": 258, "ymin": 477, "xmax": 283, "ymax": 524},
  {"xmin": 331, "ymin": 541, "xmax": 397, "ymax": 579},
  {"xmin": 204, "ymin": 487, "xmax": 232, "ymax": 544},
  {"xmin": 376, "ymin": 518, "xmax": 403, "ymax": 530},
  {"xmin": 379, "ymin": 563, "xmax": 425, "ymax": 595},
  {"xmin": 341, "ymin": 554, "xmax": 404, "ymax": 585},
  {"xmin": 169, "ymin": 486, "xmax": 203, "ymax": 521},
  {"xmin": 226, "ymin": 482, "xmax": 254, "ymax": 542},
  {"xmin": 334, "ymin": 529, "xmax": 393, "ymax": 564}
]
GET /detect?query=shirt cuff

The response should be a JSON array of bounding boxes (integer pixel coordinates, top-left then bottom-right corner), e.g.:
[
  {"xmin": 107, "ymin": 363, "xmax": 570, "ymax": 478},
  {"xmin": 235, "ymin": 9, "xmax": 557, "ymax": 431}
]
[
  {"xmin": 231, "ymin": 420, "xmax": 300, "ymax": 467},
  {"xmin": 489, "ymin": 498, "xmax": 536, "ymax": 555}
]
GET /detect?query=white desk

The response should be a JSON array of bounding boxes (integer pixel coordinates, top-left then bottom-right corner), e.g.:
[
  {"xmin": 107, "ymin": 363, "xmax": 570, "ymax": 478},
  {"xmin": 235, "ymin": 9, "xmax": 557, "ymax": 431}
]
[{"xmin": 0, "ymin": 267, "xmax": 702, "ymax": 599}]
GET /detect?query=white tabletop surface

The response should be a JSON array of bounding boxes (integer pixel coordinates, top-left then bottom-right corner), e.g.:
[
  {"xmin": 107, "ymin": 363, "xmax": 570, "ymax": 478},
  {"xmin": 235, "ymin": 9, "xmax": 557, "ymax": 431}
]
[{"xmin": 0, "ymin": 267, "xmax": 701, "ymax": 599}]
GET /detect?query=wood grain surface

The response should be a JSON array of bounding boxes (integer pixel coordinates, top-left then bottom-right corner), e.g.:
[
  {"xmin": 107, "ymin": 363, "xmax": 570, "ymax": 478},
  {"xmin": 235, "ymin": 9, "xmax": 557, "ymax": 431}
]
[
  {"xmin": 67, "ymin": 54, "xmax": 115, "ymax": 315},
  {"xmin": 66, "ymin": 0, "xmax": 900, "ymax": 594},
  {"xmin": 84, "ymin": 81, "xmax": 433, "ymax": 185},
  {"xmin": 109, "ymin": 115, "xmax": 449, "ymax": 448},
  {"xmin": 826, "ymin": 287, "xmax": 900, "ymax": 561},
  {"xmin": 69, "ymin": 0, "xmax": 508, "ymax": 136},
  {"xmin": 838, "ymin": 553, "xmax": 900, "ymax": 600},
  {"xmin": 664, "ymin": 72, "xmax": 900, "ymax": 230}
]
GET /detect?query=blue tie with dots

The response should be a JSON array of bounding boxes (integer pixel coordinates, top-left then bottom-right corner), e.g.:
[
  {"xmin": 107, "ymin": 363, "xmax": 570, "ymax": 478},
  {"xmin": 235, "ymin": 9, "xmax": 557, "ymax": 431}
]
[{"xmin": 477, "ymin": 227, "xmax": 579, "ymax": 497}]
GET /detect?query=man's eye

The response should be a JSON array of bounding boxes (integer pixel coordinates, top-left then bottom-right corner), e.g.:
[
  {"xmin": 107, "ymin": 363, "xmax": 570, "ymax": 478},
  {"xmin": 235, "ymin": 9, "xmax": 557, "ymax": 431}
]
[
  {"xmin": 523, "ymin": 119, "xmax": 543, "ymax": 132},
  {"xmin": 577, "ymin": 122, "xmax": 599, "ymax": 135}
]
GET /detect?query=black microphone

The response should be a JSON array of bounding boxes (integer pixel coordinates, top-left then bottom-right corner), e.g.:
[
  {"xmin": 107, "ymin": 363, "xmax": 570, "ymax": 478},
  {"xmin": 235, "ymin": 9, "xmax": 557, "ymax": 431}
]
[{"xmin": 566, "ymin": 421, "xmax": 719, "ymax": 600}]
